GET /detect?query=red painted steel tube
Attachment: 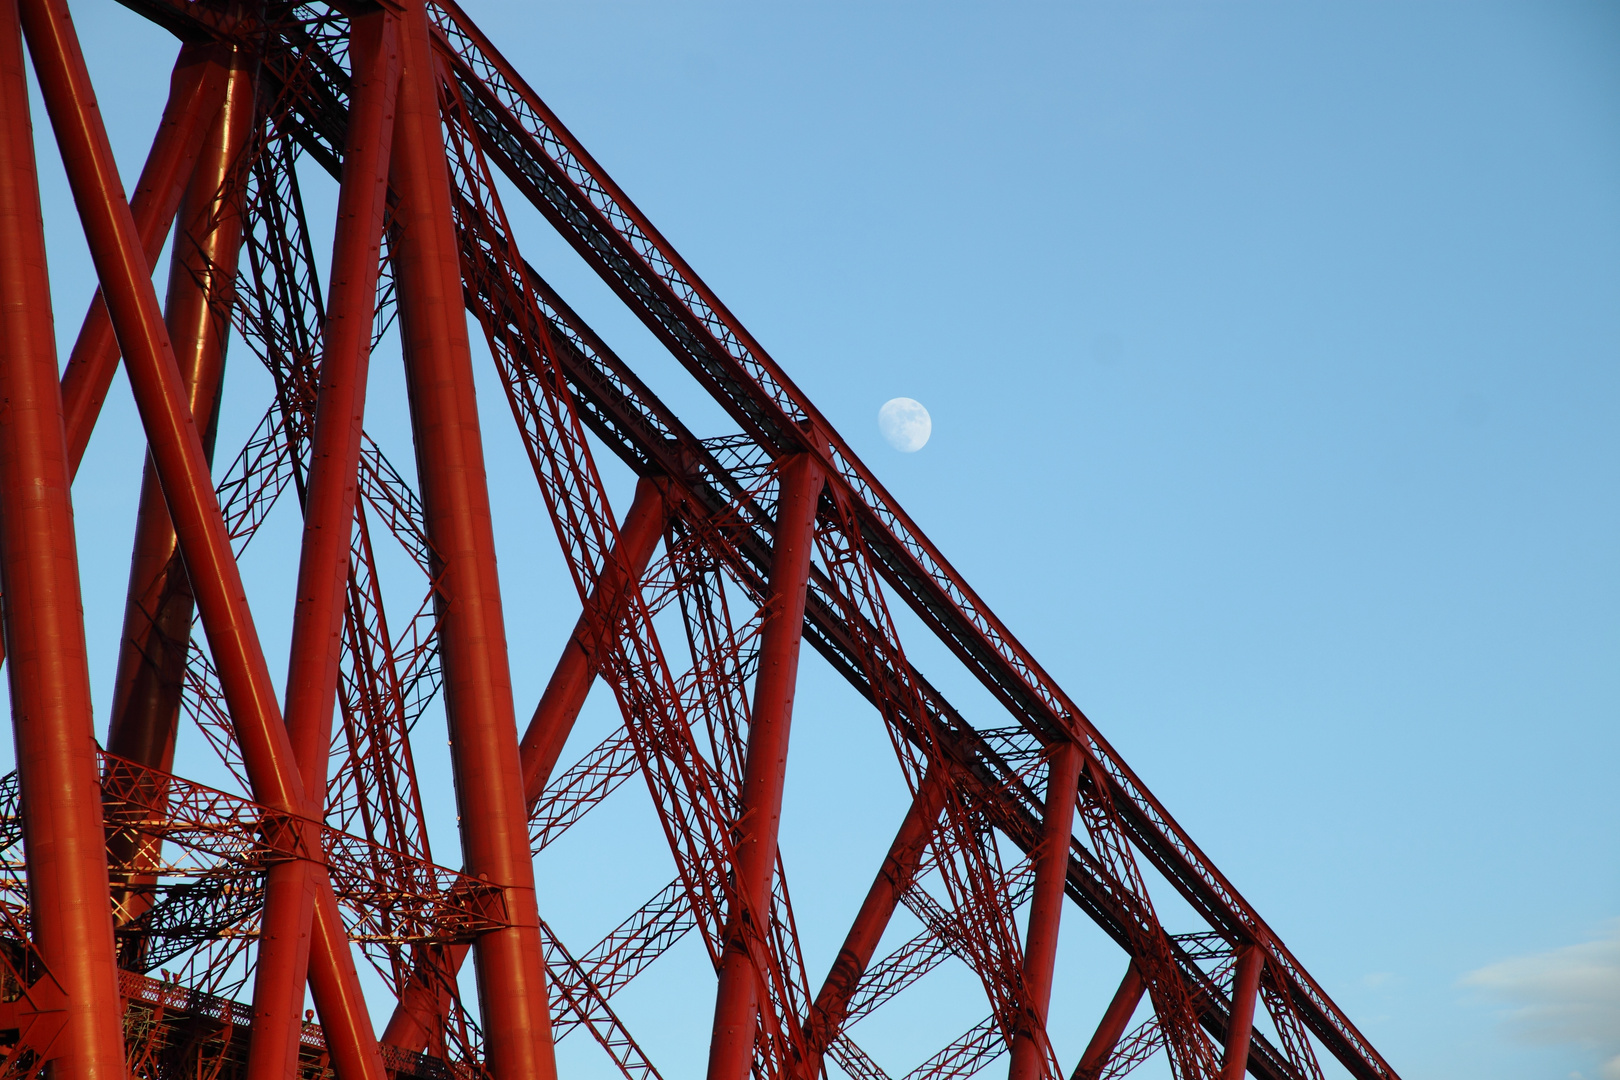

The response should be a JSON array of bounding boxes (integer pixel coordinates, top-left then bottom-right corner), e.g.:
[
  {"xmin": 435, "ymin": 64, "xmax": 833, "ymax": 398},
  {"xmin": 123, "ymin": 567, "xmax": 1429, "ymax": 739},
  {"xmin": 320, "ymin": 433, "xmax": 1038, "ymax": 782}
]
[
  {"xmin": 18, "ymin": 0, "xmax": 299, "ymax": 817},
  {"xmin": 1009, "ymin": 740, "xmax": 1084, "ymax": 1080},
  {"xmin": 266, "ymin": 16, "xmax": 400, "ymax": 1080},
  {"xmin": 19, "ymin": 7, "xmax": 386, "ymax": 1080},
  {"xmin": 60, "ymin": 41, "xmax": 227, "ymax": 474},
  {"xmin": 1219, "ymin": 944, "xmax": 1265, "ymax": 1080},
  {"xmin": 706, "ymin": 451, "xmax": 825, "ymax": 1080},
  {"xmin": 20, "ymin": 6, "xmax": 312, "ymax": 1079},
  {"xmin": 0, "ymin": 41, "xmax": 220, "ymax": 674},
  {"xmin": 379, "ymin": 946, "xmax": 457, "ymax": 1057},
  {"xmin": 380, "ymin": 477, "xmax": 665, "ymax": 1053},
  {"xmin": 519, "ymin": 475, "xmax": 665, "ymax": 803},
  {"xmin": 250, "ymin": 860, "xmax": 322, "ymax": 1080},
  {"xmin": 798, "ymin": 771, "xmax": 948, "ymax": 1080},
  {"xmin": 283, "ymin": 4, "xmax": 399, "ymax": 801},
  {"xmin": 310, "ymin": 890, "xmax": 387, "ymax": 1080},
  {"xmin": 104, "ymin": 36, "xmax": 256, "ymax": 932},
  {"xmin": 0, "ymin": 7, "xmax": 127, "ymax": 1079},
  {"xmin": 1070, "ymin": 962, "xmax": 1145, "ymax": 1080},
  {"xmin": 391, "ymin": 2, "xmax": 556, "ymax": 1077}
]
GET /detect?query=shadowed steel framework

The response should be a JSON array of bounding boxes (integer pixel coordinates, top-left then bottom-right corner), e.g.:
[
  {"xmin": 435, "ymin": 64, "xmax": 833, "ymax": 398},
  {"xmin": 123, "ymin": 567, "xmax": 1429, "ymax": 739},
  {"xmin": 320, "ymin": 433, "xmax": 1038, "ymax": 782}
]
[{"xmin": 0, "ymin": 2, "xmax": 1403, "ymax": 1080}]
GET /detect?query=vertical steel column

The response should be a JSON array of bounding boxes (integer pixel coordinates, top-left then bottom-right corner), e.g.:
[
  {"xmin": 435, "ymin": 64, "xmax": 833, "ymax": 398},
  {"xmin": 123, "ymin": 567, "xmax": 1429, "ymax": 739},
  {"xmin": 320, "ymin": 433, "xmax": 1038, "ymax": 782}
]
[
  {"xmin": 390, "ymin": 3, "xmax": 556, "ymax": 1078},
  {"xmin": 1009, "ymin": 740, "xmax": 1084, "ymax": 1080},
  {"xmin": 103, "ymin": 37, "xmax": 255, "ymax": 932},
  {"xmin": 18, "ymin": 6, "xmax": 384, "ymax": 1080},
  {"xmin": 283, "ymin": 3, "xmax": 399, "ymax": 815},
  {"xmin": 1071, "ymin": 962, "xmax": 1144, "ymax": 1080},
  {"xmin": 1219, "ymin": 944, "xmax": 1265, "ymax": 1080},
  {"xmin": 380, "ymin": 476, "xmax": 666, "ymax": 1054},
  {"xmin": 799, "ymin": 771, "xmax": 947, "ymax": 1080},
  {"xmin": 0, "ymin": 4, "xmax": 126, "ymax": 1079},
  {"xmin": 279, "ymin": 18, "xmax": 399, "ymax": 1080},
  {"xmin": 707, "ymin": 451, "xmax": 825, "ymax": 1080}
]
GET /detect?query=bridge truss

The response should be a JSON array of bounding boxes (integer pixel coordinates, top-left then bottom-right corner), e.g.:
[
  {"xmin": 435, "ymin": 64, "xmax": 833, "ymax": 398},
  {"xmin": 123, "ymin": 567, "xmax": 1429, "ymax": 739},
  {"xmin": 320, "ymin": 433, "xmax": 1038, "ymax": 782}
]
[{"xmin": 0, "ymin": 2, "xmax": 1402, "ymax": 1080}]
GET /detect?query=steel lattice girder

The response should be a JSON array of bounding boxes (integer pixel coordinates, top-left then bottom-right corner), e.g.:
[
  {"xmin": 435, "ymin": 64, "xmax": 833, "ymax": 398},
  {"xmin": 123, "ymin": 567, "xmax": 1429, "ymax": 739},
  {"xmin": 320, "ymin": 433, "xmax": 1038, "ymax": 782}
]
[{"xmin": 0, "ymin": 1, "xmax": 1402, "ymax": 1080}]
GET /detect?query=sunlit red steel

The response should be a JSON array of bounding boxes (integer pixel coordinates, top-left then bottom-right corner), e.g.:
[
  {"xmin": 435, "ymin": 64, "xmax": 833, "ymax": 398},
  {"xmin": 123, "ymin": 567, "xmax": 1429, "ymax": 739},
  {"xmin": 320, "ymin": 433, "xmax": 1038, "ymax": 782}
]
[
  {"xmin": 1008, "ymin": 742, "xmax": 1084, "ymax": 1080},
  {"xmin": 103, "ymin": 27, "xmax": 255, "ymax": 935},
  {"xmin": 707, "ymin": 452, "xmax": 823, "ymax": 1080},
  {"xmin": 800, "ymin": 770, "xmax": 947, "ymax": 1079},
  {"xmin": 1074, "ymin": 963, "xmax": 1148, "ymax": 1080},
  {"xmin": 58, "ymin": 41, "xmax": 230, "ymax": 473},
  {"xmin": 390, "ymin": 2, "xmax": 556, "ymax": 1078},
  {"xmin": 0, "ymin": 1, "xmax": 1405, "ymax": 1080},
  {"xmin": 0, "ymin": 7, "xmax": 126, "ymax": 1080},
  {"xmin": 1220, "ymin": 945, "xmax": 1266, "ymax": 1080}
]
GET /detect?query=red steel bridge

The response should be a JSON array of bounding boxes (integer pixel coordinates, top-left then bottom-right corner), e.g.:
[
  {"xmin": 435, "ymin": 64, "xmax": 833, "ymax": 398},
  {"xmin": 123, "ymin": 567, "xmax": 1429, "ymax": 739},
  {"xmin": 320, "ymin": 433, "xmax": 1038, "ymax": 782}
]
[{"xmin": 0, "ymin": 1, "xmax": 1402, "ymax": 1080}]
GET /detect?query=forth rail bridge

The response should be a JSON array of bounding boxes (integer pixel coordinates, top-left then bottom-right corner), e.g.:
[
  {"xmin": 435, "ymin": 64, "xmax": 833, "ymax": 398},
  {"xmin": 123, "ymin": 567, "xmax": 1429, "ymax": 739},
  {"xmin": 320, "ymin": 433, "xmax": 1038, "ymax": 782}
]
[{"xmin": 0, "ymin": 1, "xmax": 1402, "ymax": 1080}]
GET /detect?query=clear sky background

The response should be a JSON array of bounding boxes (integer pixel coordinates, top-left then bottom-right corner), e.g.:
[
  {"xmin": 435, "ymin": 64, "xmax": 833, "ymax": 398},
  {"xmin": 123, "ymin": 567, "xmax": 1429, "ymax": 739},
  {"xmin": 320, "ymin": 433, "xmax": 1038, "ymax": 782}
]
[{"xmin": 7, "ymin": 2, "xmax": 1617, "ymax": 1080}]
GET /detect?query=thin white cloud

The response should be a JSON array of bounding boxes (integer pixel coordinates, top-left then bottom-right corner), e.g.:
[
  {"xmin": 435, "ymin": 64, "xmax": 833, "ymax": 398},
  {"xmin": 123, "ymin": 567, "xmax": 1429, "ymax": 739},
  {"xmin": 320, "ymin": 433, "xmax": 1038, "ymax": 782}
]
[{"xmin": 1462, "ymin": 921, "xmax": 1620, "ymax": 1078}]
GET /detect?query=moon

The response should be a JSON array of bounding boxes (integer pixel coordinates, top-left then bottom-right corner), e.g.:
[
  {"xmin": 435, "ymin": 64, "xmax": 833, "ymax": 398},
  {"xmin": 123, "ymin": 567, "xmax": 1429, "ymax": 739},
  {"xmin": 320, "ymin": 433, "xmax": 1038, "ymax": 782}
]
[{"xmin": 878, "ymin": 397, "xmax": 931, "ymax": 452}]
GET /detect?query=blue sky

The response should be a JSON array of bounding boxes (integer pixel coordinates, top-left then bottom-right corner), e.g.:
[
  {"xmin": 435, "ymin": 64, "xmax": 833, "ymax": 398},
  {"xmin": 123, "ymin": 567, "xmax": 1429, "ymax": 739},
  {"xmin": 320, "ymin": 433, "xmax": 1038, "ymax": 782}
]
[{"xmin": 8, "ymin": 2, "xmax": 1617, "ymax": 1079}]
